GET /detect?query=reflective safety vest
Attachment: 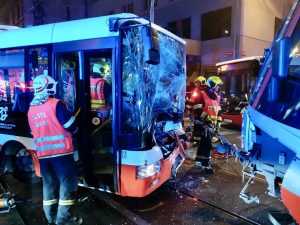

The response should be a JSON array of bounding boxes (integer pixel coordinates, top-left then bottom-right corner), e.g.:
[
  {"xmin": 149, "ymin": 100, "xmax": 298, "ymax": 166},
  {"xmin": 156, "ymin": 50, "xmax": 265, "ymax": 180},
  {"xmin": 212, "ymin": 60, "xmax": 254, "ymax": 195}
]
[
  {"xmin": 200, "ymin": 90, "xmax": 221, "ymax": 123},
  {"xmin": 90, "ymin": 77, "xmax": 106, "ymax": 110},
  {"xmin": 28, "ymin": 98, "xmax": 74, "ymax": 158}
]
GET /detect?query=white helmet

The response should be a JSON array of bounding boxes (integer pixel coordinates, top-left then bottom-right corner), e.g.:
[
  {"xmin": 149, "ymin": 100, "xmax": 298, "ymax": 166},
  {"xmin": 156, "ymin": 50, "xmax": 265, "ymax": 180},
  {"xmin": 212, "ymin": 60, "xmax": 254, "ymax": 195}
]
[{"xmin": 33, "ymin": 75, "xmax": 57, "ymax": 96}]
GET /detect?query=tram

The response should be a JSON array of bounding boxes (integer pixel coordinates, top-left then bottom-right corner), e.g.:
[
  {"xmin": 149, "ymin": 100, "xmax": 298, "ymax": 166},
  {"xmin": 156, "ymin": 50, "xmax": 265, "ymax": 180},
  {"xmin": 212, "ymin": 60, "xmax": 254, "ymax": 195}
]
[
  {"xmin": 0, "ymin": 14, "xmax": 187, "ymax": 197},
  {"xmin": 241, "ymin": 1, "xmax": 300, "ymax": 223}
]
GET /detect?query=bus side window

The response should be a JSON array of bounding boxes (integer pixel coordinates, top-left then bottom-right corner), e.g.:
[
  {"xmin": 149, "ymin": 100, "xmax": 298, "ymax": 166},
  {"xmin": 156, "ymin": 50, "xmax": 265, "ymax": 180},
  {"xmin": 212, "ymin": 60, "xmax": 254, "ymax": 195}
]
[
  {"xmin": 0, "ymin": 70, "xmax": 7, "ymax": 103},
  {"xmin": 12, "ymin": 90, "xmax": 34, "ymax": 113},
  {"xmin": 0, "ymin": 49, "xmax": 25, "ymax": 112},
  {"xmin": 12, "ymin": 47, "xmax": 50, "ymax": 113},
  {"xmin": 28, "ymin": 47, "xmax": 50, "ymax": 78},
  {"xmin": 56, "ymin": 53, "xmax": 78, "ymax": 113}
]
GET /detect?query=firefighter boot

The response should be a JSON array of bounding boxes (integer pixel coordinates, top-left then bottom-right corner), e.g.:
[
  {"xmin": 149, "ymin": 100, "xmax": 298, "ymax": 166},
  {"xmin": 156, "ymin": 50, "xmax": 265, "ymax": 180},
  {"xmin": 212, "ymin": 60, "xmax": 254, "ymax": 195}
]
[{"xmin": 57, "ymin": 216, "xmax": 83, "ymax": 225}]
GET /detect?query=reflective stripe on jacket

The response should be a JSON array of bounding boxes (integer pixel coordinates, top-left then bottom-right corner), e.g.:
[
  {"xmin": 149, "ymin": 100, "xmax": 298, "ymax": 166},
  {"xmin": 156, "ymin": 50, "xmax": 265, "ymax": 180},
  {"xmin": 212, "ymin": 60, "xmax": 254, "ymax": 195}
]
[
  {"xmin": 90, "ymin": 77, "xmax": 106, "ymax": 110},
  {"xmin": 200, "ymin": 90, "xmax": 221, "ymax": 123},
  {"xmin": 28, "ymin": 98, "xmax": 74, "ymax": 158}
]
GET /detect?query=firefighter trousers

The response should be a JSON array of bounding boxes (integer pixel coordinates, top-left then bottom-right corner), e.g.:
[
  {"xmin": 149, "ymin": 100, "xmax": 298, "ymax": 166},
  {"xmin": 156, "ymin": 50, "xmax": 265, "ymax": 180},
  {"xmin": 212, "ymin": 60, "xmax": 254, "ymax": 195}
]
[
  {"xmin": 195, "ymin": 124, "xmax": 212, "ymax": 167},
  {"xmin": 39, "ymin": 154, "xmax": 78, "ymax": 225}
]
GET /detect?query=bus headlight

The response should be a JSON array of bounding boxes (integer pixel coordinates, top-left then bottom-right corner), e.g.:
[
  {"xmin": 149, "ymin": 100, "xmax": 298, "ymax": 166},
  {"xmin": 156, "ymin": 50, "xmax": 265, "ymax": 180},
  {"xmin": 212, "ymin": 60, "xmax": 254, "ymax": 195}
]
[{"xmin": 137, "ymin": 161, "xmax": 161, "ymax": 178}]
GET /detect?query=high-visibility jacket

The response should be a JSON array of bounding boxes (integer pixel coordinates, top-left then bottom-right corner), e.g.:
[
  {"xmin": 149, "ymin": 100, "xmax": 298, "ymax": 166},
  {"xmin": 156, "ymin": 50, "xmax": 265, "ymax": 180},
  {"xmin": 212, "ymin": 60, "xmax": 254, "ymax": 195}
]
[
  {"xmin": 28, "ymin": 98, "xmax": 74, "ymax": 159},
  {"xmin": 90, "ymin": 77, "xmax": 106, "ymax": 110},
  {"xmin": 200, "ymin": 90, "xmax": 221, "ymax": 124},
  {"xmin": 189, "ymin": 86, "xmax": 206, "ymax": 104}
]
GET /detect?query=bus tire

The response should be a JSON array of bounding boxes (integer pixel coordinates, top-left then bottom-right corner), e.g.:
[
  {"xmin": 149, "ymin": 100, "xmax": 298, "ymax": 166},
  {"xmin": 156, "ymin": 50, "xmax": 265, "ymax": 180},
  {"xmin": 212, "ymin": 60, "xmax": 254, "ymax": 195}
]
[{"xmin": 13, "ymin": 148, "xmax": 41, "ymax": 184}]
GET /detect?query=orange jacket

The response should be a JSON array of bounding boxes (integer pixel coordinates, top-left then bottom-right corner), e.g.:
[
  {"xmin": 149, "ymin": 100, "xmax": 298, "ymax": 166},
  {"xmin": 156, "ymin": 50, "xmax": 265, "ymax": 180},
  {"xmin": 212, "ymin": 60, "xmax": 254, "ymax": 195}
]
[
  {"xmin": 28, "ymin": 98, "xmax": 74, "ymax": 158},
  {"xmin": 90, "ymin": 77, "xmax": 106, "ymax": 110},
  {"xmin": 200, "ymin": 90, "xmax": 221, "ymax": 123}
]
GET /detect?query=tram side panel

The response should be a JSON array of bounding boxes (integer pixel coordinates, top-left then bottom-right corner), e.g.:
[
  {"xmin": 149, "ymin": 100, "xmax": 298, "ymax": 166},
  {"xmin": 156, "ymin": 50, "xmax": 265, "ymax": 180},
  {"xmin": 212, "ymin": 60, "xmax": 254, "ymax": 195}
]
[{"xmin": 241, "ymin": 1, "xmax": 300, "ymax": 223}]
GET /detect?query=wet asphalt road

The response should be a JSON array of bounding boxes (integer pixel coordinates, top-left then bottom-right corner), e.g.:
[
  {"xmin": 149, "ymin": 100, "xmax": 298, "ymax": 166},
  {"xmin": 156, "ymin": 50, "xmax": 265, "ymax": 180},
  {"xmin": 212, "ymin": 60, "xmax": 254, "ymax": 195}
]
[{"xmin": 0, "ymin": 126, "xmax": 290, "ymax": 225}]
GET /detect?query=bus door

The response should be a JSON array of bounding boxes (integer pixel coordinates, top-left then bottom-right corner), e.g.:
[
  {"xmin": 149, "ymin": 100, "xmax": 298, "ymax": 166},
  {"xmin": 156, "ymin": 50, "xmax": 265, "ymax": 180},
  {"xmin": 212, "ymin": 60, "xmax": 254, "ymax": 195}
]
[
  {"xmin": 55, "ymin": 50, "xmax": 115, "ymax": 192},
  {"xmin": 84, "ymin": 50, "xmax": 114, "ymax": 191}
]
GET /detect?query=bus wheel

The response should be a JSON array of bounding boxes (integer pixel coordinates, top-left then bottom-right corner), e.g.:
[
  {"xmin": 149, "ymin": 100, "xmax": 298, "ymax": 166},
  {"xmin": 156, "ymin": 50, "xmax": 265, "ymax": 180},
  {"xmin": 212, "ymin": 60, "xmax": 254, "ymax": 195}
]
[{"xmin": 13, "ymin": 149, "xmax": 40, "ymax": 184}]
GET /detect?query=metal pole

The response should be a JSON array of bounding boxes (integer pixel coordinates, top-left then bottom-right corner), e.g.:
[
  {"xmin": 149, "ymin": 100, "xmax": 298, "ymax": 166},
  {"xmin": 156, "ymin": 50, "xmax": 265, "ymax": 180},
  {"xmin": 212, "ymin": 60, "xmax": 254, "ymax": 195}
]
[
  {"xmin": 233, "ymin": 0, "xmax": 240, "ymax": 59},
  {"xmin": 150, "ymin": 0, "xmax": 155, "ymax": 23}
]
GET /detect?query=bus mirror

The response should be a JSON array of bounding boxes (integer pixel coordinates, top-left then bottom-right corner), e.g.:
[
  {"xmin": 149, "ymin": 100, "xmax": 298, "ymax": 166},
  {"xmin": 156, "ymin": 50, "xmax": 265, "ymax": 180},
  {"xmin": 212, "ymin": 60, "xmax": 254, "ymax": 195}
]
[
  {"xmin": 272, "ymin": 37, "xmax": 290, "ymax": 79},
  {"xmin": 142, "ymin": 26, "xmax": 160, "ymax": 65},
  {"xmin": 268, "ymin": 77, "xmax": 279, "ymax": 102},
  {"xmin": 109, "ymin": 17, "xmax": 119, "ymax": 32},
  {"xmin": 29, "ymin": 50, "xmax": 39, "ymax": 68}
]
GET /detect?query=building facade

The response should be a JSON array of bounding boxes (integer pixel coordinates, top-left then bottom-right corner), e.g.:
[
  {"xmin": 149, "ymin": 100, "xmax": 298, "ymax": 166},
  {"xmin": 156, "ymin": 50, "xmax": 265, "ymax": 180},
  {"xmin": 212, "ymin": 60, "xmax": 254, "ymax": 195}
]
[
  {"xmin": 86, "ymin": 0, "xmax": 293, "ymax": 77},
  {"xmin": 0, "ymin": 0, "xmax": 294, "ymax": 77},
  {"xmin": 0, "ymin": 0, "xmax": 23, "ymax": 26}
]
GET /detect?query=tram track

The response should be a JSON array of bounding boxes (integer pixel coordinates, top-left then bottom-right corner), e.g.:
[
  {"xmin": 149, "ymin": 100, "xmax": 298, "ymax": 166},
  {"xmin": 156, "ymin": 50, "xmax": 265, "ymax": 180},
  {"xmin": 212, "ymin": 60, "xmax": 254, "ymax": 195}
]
[
  {"xmin": 88, "ymin": 172, "xmax": 262, "ymax": 225},
  {"xmin": 91, "ymin": 181, "xmax": 262, "ymax": 225},
  {"xmin": 165, "ymin": 158, "xmax": 262, "ymax": 224},
  {"xmin": 169, "ymin": 183, "xmax": 261, "ymax": 225}
]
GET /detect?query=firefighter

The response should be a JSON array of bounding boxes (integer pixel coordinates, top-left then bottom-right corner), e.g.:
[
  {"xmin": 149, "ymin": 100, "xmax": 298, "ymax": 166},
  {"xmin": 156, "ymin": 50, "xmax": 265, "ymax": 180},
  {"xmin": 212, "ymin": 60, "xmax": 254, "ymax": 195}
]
[
  {"xmin": 90, "ymin": 62, "xmax": 112, "ymax": 124},
  {"xmin": 194, "ymin": 76, "xmax": 206, "ymax": 91},
  {"xmin": 192, "ymin": 75, "xmax": 223, "ymax": 174},
  {"xmin": 187, "ymin": 76, "xmax": 207, "ymax": 143},
  {"xmin": 27, "ymin": 75, "xmax": 82, "ymax": 225},
  {"xmin": 186, "ymin": 76, "xmax": 206, "ymax": 114}
]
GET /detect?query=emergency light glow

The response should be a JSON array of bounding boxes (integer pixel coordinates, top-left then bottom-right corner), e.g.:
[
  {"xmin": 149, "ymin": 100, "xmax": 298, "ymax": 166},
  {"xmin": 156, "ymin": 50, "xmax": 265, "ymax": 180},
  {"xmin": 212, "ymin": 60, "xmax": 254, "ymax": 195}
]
[
  {"xmin": 137, "ymin": 161, "xmax": 161, "ymax": 178},
  {"xmin": 221, "ymin": 65, "xmax": 228, "ymax": 72}
]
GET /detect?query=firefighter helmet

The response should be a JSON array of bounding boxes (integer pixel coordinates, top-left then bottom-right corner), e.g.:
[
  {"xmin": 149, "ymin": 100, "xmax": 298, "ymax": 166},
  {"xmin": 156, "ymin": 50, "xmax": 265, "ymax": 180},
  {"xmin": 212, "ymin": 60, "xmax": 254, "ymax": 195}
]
[
  {"xmin": 93, "ymin": 62, "xmax": 110, "ymax": 77},
  {"xmin": 195, "ymin": 76, "xmax": 206, "ymax": 86},
  {"xmin": 206, "ymin": 76, "xmax": 223, "ymax": 89},
  {"xmin": 32, "ymin": 75, "xmax": 57, "ymax": 96}
]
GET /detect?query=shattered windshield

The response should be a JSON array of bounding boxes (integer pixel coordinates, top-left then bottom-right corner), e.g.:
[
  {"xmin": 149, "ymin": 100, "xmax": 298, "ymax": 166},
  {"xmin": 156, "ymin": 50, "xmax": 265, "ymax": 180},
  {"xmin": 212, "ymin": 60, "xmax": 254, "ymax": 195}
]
[{"xmin": 121, "ymin": 25, "xmax": 186, "ymax": 149}]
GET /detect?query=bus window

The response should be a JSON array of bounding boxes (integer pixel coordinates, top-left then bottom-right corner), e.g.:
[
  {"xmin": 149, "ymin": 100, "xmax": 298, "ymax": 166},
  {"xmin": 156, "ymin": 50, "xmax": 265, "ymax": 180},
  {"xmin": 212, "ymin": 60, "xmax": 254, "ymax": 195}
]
[
  {"xmin": 9, "ymin": 47, "xmax": 50, "ymax": 113},
  {"xmin": 28, "ymin": 47, "xmax": 50, "ymax": 79},
  {"xmin": 56, "ymin": 52, "xmax": 78, "ymax": 112},
  {"xmin": 217, "ymin": 57, "xmax": 262, "ymax": 125},
  {"xmin": 229, "ymin": 76, "xmax": 237, "ymax": 97},
  {"xmin": 255, "ymin": 21, "xmax": 300, "ymax": 129},
  {"xmin": 0, "ymin": 49, "xmax": 25, "ymax": 108},
  {"xmin": 84, "ymin": 50, "xmax": 113, "ymax": 187},
  {"xmin": 87, "ymin": 51, "xmax": 112, "ymax": 115},
  {"xmin": 288, "ymin": 23, "xmax": 300, "ymax": 81}
]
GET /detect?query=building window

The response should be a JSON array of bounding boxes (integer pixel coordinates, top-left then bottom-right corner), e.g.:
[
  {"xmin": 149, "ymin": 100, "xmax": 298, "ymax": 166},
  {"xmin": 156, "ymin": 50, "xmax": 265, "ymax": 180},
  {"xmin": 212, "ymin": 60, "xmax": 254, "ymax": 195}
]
[
  {"xmin": 143, "ymin": 0, "xmax": 158, "ymax": 11},
  {"xmin": 167, "ymin": 17, "xmax": 191, "ymax": 39},
  {"xmin": 274, "ymin": 17, "xmax": 282, "ymax": 38},
  {"xmin": 201, "ymin": 7, "xmax": 231, "ymax": 41},
  {"xmin": 122, "ymin": 5, "xmax": 126, "ymax": 13},
  {"xmin": 108, "ymin": 10, "xmax": 115, "ymax": 15},
  {"xmin": 66, "ymin": 6, "xmax": 70, "ymax": 21},
  {"xmin": 127, "ymin": 3, "xmax": 134, "ymax": 13},
  {"xmin": 122, "ymin": 3, "xmax": 134, "ymax": 13}
]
